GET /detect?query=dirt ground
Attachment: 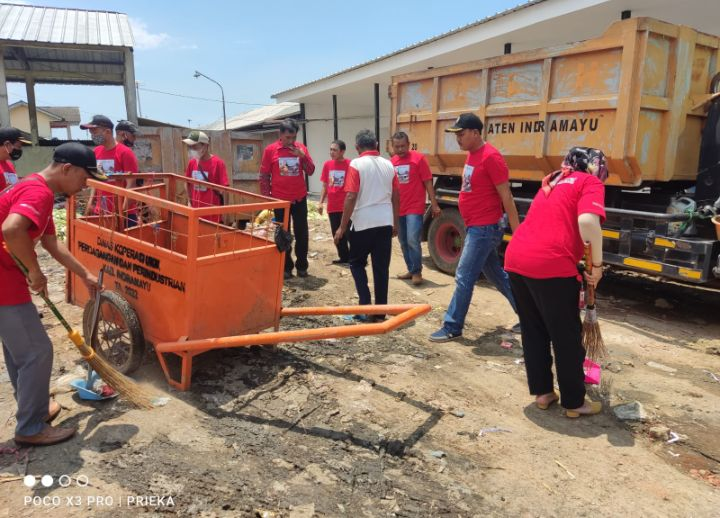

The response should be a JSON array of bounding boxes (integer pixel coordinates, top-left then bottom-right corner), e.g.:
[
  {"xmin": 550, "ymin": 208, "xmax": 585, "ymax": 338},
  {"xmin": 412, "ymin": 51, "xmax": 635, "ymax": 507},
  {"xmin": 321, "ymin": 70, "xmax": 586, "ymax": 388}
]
[{"xmin": 1, "ymin": 215, "xmax": 720, "ymax": 517}]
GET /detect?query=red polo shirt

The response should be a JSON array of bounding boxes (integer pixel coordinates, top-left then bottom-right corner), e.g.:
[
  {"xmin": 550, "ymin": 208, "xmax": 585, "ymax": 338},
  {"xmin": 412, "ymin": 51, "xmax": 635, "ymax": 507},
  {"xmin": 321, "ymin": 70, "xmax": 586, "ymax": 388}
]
[
  {"xmin": 92, "ymin": 143, "xmax": 138, "ymax": 215},
  {"xmin": 0, "ymin": 160, "xmax": 18, "ymax": 192},
  {"xmin": 320, "ymin": 159, "xmax": 350, "ymax": 213},
  {"xmin": 185, "ymin": 155, "xmax": 229, "ymax": 223},
  {"xmin": 259, "ymin": 140, "xmax": 315, "ymax": 202},
  {"xmin": 458, "ymin": 143, "xmax": 508, "ymax": 227},
  {"xmin": 391, "ymin": 150, "xmax": 432, "ymax": 216},
  {"xmin": 505, "ymin": 171, "xmax": 606, "ymax": 279},
  {"xmin": 0, "ymin": 174, "xmax": 56, "ymax": 306}
]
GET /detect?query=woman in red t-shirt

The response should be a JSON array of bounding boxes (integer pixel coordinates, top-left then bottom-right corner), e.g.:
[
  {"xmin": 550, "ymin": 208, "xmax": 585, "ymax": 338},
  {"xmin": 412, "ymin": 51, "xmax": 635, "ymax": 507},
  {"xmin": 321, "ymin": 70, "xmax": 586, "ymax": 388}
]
[
  {"xmin": 318, "ymin": 139, "xmax": 350, "ymax": 264},
  {"xmin": 505, "ymin": 147, "xmax": 608, "ymax": 418}
]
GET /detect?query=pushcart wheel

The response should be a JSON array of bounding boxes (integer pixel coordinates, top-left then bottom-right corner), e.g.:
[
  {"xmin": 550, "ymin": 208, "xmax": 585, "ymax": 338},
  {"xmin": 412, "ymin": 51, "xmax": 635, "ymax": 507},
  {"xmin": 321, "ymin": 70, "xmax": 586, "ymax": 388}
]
[{"xmin": 83, "ymin": 290, "xmax": 145, "ymax": 375}]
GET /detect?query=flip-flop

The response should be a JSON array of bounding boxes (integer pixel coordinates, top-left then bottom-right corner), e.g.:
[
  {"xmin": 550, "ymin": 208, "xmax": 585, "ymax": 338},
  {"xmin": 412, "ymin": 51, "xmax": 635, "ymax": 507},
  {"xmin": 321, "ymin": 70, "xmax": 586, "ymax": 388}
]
[
  {"xmin": 536, "ymin": 392, "xmax": 559, "ymax": 410},
  {"xmin": 44, "ymin": 400, "xmax": 61, "ymax": 423}
]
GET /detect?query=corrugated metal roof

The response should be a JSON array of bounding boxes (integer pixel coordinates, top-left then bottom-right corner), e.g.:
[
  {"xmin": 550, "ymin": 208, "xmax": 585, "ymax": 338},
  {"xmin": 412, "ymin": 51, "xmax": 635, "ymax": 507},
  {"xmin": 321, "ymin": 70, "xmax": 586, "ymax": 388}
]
[
  {"xmin": 39, "ymin": 106, "xmax": 81, "ymax": 123},
  {"xmin": 0, "ymin": 3, "xmax": 133, "ymax": 47},
  {"xmin": 273, "ymin": 0, "xmax": 546, "ymax": 98},
  {"xmin": 203, "ymin": 102, "xmax": 300, "ymax": 131}
]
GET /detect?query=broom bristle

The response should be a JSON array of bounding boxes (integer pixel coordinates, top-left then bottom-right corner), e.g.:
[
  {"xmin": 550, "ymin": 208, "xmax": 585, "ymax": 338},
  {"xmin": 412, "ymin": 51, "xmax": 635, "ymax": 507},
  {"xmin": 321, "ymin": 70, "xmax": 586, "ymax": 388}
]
[
  {"xmin": 87, "ymin": 354, "xmax": 154, "ymax": 409},
  {"xmin": 582, "ymin": 319, "xmax": 607, "ymax": 362}
]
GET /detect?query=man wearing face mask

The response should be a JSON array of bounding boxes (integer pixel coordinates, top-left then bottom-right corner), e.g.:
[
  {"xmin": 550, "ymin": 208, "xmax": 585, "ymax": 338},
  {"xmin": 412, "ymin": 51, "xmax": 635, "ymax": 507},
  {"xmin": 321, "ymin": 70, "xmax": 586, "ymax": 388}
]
[
  {"xmin": 115, "ymin": 120, "xmax": 139, "ymax": 150},
  {"xmin": 80, "ymin": 115, "xmax": 138, "ymax": 225},
  {"xmin": 183, "ymin": 131, "xmax": 228, "ymax": 223},
  {"xmin": 0, "ymin": 127, "xmax": 31, "ymax": 192}
]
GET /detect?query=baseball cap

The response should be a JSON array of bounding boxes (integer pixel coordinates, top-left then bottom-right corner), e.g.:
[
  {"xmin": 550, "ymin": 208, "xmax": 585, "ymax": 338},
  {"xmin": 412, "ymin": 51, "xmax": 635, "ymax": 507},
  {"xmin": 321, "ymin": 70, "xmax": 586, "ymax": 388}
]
[
  {"xmin": 53, "ymin": 142, "xmax": 107, "ymax": 181},
  {"xmin": 182, "ymin": 130, "xmax": 209, "ymax": 146},
  {"xmin": 0, "ymin": 127, "xmax": 31, "ymax": 145},
  {"xmin": 80, "ymin": 114, "xmax": 114, "ymax": 130},
  {"xmin": 115, "ymin": 120, "xmax": 139, "ymax": 134},
  {"xmin": 445, "ymin": 113, "xmax": 484, "ymax": 133}
]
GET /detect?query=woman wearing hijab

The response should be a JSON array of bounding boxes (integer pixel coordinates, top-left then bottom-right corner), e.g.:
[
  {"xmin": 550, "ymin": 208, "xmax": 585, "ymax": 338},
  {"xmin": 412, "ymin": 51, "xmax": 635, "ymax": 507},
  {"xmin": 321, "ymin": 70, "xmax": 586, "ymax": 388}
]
[{"xmin": 505, "ymin": 147, "xmax": 608, "ymax": 417}]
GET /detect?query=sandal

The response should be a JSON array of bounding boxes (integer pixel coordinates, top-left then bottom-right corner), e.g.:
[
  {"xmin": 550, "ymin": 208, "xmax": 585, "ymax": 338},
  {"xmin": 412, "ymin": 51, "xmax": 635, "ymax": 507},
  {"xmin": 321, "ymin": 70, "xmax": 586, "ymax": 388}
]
[
  {"xmin": 536, "ymin": 392, "xmax": 559, "ymax": 410},
  {"xmin": 566, "ymin": 401, "xmax": 602, "ymax": 418}
]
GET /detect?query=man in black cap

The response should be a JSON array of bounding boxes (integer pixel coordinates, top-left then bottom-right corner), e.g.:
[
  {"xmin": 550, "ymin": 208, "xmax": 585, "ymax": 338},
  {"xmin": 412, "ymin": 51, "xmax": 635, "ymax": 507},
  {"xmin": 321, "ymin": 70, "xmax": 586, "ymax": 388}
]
[
  {"xmin": 0, "ymin": 143, "xmax": 106, "ymax": 447},
  {"xmin": 80, "ymin": 115, "xmax": 139, "ymax": 225},
  {"xmin": 429, "ymin": 113, "xmax": 521, "ymax": 342},
  {"xmin": 0, "ymin": 127, "xmax": 31, "ymax": 192},
  {"xmin": 115, "ymin": 120, "xmax": 139, "ymax": 149}
]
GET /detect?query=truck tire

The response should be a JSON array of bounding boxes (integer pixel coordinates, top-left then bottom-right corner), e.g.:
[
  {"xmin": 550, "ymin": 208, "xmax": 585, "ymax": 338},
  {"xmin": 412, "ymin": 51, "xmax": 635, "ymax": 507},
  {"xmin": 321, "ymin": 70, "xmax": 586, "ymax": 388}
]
[
  {"xmin": 83, "ymin": 290, "xmax": 145, "ymax": 375},
  {"xmin": 428, "ymin": 208, "xmax": 466, "ymax": 275}
]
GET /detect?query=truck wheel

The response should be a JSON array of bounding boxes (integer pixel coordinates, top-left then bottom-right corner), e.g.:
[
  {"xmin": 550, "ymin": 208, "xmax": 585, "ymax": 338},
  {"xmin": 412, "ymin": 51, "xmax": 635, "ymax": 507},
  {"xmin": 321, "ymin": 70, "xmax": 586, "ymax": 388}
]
[
  {"xmin": 428, "ymin": 208, "xmax": 466, "ymax": 275},
  {"xmin": 83, "ymin": 290, "xmax": 145, "ymax": 375}
]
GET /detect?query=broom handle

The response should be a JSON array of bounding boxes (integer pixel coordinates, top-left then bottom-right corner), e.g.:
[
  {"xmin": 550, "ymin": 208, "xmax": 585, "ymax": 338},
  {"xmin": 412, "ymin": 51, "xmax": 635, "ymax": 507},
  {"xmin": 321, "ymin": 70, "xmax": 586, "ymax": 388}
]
[{"xmin": 583, "ymin": 242, "xmax": 596, "ymax": 308}]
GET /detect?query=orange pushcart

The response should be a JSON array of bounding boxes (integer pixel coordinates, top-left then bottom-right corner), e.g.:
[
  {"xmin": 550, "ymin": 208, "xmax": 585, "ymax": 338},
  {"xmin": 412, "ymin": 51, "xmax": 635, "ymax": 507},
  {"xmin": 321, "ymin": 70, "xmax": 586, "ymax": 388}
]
[{"xmin": 66, "ymin": 174, "xmax": 429, "ymax": 390}]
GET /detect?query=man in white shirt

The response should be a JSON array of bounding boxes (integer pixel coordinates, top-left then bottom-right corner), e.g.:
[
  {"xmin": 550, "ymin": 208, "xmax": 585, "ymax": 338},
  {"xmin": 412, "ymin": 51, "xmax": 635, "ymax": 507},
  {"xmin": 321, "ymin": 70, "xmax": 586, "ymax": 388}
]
[{"xmin": 334, "ymin": 130, "xmax": 399, "ymax": 320}]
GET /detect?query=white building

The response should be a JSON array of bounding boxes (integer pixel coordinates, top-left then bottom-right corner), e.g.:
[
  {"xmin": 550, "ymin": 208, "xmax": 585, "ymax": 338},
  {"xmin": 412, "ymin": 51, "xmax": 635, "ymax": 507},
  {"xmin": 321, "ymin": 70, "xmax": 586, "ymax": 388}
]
[{"xmin": 272, "ymin": 0, "xmax": 720, "ymax": 194}]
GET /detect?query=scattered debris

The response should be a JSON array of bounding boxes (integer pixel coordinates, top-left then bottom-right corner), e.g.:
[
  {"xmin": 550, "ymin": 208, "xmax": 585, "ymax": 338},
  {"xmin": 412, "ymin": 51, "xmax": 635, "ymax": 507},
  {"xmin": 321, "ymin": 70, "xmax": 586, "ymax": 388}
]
[
  {"xmin": 667, "ymin": 431, "xmax": 686, "ymax": 444},
  {"xmin": 613, "ymin": 401, "xmax": 647, "ymax": 421},
  {"xmin": 554, "ymin": 459, "xmax": 576, "ymax": 480},
  {"xmin": 648, "ymin": 425, "xmax": 670, "ymax": 440},
  {"xmin": 514, "ymin": 358, "xmax": 525, "ymax": 365},
  {"xmin": 667, "ymin": 450, "xmax": 680, "ymax": 458},
  {"xmin": 151, "ymin": 397, "xmax": 171, "ymax": 407},
  {"xmin": 449, "ymin": 409, "xmax": 465, "ymax": 418},
  {"xmin": 500, "ymin": 341, "xmax": 513, "ymax": 350},
  {"xmin": 479, "ymin": 427, "xmax": 512, "ymax": 437},
  {"xmin": 703, "ymin": 370, "xmax": 720, "ymax": 383},
  {"xmin": 430, "ymin": 450, "xmax": 447, "ymax": 459},
  {"xmin": 646, "ymin": 361, "xmax": 677, "ymax": 374}
]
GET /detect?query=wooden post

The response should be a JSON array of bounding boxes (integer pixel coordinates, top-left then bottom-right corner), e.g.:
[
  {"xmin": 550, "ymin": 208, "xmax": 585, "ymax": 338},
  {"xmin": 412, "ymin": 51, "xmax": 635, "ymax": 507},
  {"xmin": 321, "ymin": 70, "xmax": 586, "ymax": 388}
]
[
  {"xmin": 0, "ymin": 50, "xmax": 9, "ymax": 128},
  {"xmin": 66, "ymin": 126, "xmax": 72, "ymax": 139},
  {"xmin": 25, "ymin": 76, "xmax": 39, "ymax": 144},
  {"xmin": 123, "ymin": 48, "xmax": 138, "ymax": 124}
]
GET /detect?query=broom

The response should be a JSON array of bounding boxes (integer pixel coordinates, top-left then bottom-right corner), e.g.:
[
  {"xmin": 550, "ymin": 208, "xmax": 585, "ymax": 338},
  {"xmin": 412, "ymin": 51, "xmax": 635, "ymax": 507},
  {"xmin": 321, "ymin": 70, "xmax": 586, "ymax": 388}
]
[
  {"xmin": 5, "ymin": 247, "xmax": 154, "ymax": 409},
  {"xmin": 582, "ymin": 242, "xmax": 607, "ymax": 362}
]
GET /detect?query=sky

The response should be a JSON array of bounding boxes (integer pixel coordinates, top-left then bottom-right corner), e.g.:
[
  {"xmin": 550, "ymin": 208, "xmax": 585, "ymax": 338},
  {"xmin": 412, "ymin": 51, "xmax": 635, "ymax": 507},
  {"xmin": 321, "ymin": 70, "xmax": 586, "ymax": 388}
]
[{"xmin": 5, "ymin": 0, "xmax": 525, "ymax": 136}]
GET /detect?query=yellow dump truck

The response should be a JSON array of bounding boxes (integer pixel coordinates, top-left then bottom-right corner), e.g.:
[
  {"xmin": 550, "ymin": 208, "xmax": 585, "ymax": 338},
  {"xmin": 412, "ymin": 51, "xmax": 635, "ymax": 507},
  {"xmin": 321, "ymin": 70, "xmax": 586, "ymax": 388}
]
[{"xmin": 390, "ymin": 17, "xmax": 720, "ymax": 284}]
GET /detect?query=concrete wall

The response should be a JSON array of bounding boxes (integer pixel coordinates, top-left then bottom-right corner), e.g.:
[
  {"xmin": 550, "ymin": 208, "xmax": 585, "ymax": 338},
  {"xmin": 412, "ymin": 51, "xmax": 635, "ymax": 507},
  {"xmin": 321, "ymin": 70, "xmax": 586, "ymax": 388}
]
[
  {"xmin": 302, "ymin": 92, "xmax": 391, "ymax": 194},
  {"xmin": 10, "ymin": 105, "xmax": 54, "ymax": 139}
]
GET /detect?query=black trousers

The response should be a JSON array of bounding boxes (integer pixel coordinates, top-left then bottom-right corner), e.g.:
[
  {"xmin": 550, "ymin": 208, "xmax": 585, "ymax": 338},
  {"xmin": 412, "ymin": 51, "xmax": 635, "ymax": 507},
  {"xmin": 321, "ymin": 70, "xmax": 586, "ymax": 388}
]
[
  {"xmin": 274, "ymin": 197, "xmax": 309, "ymax": 273},
  {"xmin": 328, "ymin": 212, "xmax": 350, "ymax": 262},
  {"xmin": 509, "ymin": 273, "xmax": 586, "ymax": 409},
  {"xmin": 348, "ymin": 225, "xmax": 392, "ymax": 306}
]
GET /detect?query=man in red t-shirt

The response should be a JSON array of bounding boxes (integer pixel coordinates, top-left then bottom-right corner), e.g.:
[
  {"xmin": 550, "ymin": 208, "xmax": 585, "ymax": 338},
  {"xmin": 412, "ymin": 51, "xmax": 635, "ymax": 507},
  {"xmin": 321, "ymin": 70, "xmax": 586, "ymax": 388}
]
[
  {"xmin": 182, "ymin": 131, "xmax": 229, "ymax": 224},
  {"xmin": 1, "ymin": 143, "xmax": 106, "ymax": 446},
  {"xmin": 80, "ymin": 115, "xmax": 138, "ymax": 226},
  {"xmin": 319, "ymin": 139, "xmax": 350, "ymax": 264},
  {"xmin": 259, "ymin": 119, "xmax": 315, "ymax": 279},
  {"xmin": 391, "ymin": 131, "xmax": 441, "ymax": 285},
  {"xmin": 429, "ymin": 113, "xmax": 521, "ymax": 342},
  {"xmin": 0, "ymin": 127, "xmax": 31, "ymax": 192}
]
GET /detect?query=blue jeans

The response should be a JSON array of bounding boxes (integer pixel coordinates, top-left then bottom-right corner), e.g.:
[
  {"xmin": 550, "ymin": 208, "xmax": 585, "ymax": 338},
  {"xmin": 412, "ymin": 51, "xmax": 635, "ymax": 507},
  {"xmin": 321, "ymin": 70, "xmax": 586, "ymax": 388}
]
[
  {"xmin": 398, "ymin": 214, "xmax": 424, "ymax": 274},
  {"xmin": 442, "ymin": 222, "xmax": 518, "ymax": 334}
]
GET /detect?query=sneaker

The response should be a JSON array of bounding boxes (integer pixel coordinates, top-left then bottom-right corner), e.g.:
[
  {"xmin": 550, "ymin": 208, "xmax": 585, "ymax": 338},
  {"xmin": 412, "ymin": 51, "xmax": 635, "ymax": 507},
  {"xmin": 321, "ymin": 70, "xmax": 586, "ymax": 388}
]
[
  {"xmin": 284, "ymin": 271, "xmax": 294, "ymax": 280},
  {"xmin": 429, "ymin": 328, "xmax": 462, "ymax": 342},
  {"xmin": 297, "ymin": 269, "xmax": 309, "ymax": 278},
  {"xmin": 510, "ymin": 322, "xmax": 522, "ymax": 334}
]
